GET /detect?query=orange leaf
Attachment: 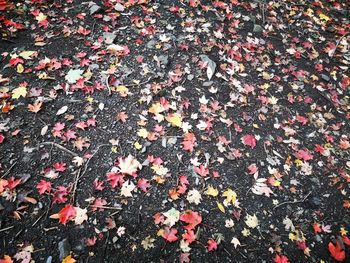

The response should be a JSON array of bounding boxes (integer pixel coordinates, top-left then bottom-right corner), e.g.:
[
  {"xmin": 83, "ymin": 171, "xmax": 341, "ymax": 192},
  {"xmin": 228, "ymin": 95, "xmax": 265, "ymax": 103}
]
[
  {"xmin": 51, "ymin": 204, "xmax": 76, "ymax": 225},
  {"xmin": 28, "ymin": 100, "xmax": 43, "ymax": 113},
  {"xmin": 0, "ymin": 255, "xmax": 13, "ymax": 263}
]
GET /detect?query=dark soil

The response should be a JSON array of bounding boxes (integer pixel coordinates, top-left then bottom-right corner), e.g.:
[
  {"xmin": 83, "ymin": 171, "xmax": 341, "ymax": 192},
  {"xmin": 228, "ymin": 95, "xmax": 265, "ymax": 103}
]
[{"xmin": 0, "ymin": 0, "xmax": 350, "ymax": 262}]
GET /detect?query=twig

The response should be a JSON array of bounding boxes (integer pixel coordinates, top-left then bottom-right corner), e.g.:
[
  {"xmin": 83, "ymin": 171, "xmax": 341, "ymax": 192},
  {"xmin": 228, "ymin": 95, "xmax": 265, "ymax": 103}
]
[
  {"xmin": 39, "ymin": 142, "xmax": 78, "ymax": 157},
  {"xmin": 1, "ymin": 161, "xmax": 17, "ymax": 178},
  {"xmin": 273, "ymin": 192, "xmax": 311, "ymax": 209},
  {"xmin": 106, "ymin": 75, "xmax": 111, "ymax": 96},
  {"xmin": 123, "ymin": 76, "xmax": 154, "ymax": 87},
  {"xmin": 71, "ymin": 168, "xmax": 81, "ymax": 204},
  {"xmin": 0, "ymin": 226, "xmax": 14, "ymax": 232},
  {"xmin": 71, "ymin": 144, "xmax": 109, "ymax": 204},
  {"xmin": 90, "ymin": 205, "xmax": 122, "ymax": 210},
  {"xmin": 330, "ymin": 33, "xmax": 349, "ymax": 58}
]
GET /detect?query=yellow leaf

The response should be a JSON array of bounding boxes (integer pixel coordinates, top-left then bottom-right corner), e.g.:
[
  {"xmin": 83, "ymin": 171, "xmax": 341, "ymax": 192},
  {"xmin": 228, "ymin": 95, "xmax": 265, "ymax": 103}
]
[
  {"xmin": 137, "ymin": 128, "xmax": 148, "ymax": 139},
  {"xmin": 319, "ymin": 13, "xmax": 330, "ymax": 22},
  {"xmin": 222, "ymin": 188, "xmax": 237, "ymax": 205},
  {"xmin": 12, "ymin": 86, "xmax": 27, "ymax": 99},
  {"xmin": 16, "ymin": 64, "xmax": 24, "ymax": 73},
  {"xmin": 166, "ymin": 113, "xmax": 182, "ymax": 127},
  {"xmin": 62, "ymin": 255, "xmax": 76, "ymax": 263},
  {"xmin": 149, "ymin": 102, "xmax": 164, "ymax": 114},
  {"xmin": 116, "ymin": 85, "xmax": 128, "ymax": 93},
  {"xmin": 289, "ymin": 232, "xmax": 296, "ymax": 241},
  {"xmin": 134, "ymin": 141, "xmax": 142, "ymax": 150},
  {"xmin": 111, "ymin": 146, "xmax": 118, "ymax": 153},
  {"xmin": 340, "ymin": 227, "xmax": 348, "ymax": 236},
  {"xmin": 206, "ymin": 185, "xmax": 218, "ymax": 197},
  {"xmin": 19, "ymin": 51, "xmax": 36, "ymax": 59},
  {"xmin": 217, "ymin": 202, "xmax": 225, "ymax": 213}
]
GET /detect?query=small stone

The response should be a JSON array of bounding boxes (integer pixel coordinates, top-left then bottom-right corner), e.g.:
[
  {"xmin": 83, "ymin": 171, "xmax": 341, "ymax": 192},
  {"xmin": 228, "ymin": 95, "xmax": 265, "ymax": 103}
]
[
  {"xmin": 253, "ymin": 24, "xmax": 263, "ymax": 33},
  {"xmin": 89, "ymin": 4, "xmax": 101, "ymax": 15},
  {"xmin": 58, "ymin": 239, "xmax": 71, "ymax": 260},
  {"xmin": 114, "ymin": 3, "xmax": 125, "ymax": 12},
  {"xmin": 321, "ymin": 74, "xmax": 330, "ymax": 82},
  {"xmin": 46, "ymin": 256, "xmax": 52, "ymax": 263}
]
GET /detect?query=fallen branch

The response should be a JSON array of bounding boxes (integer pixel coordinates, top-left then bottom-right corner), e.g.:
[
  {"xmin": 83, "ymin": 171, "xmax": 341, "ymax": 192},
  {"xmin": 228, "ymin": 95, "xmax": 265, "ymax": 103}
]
[
  {"xmin": 273, "ymin": 192, "xmax": 311, "ymax": 209},
  {"xmin": 39, "ymin": 142, "xmax": 78, "ymax": 157}
]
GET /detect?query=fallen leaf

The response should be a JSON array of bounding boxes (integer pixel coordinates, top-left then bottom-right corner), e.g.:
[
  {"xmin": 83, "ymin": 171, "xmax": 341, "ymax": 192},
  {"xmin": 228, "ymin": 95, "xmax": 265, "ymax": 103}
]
[{"xmin": 120, "ymin": 180, "xmax": 135, "ymax": 197}]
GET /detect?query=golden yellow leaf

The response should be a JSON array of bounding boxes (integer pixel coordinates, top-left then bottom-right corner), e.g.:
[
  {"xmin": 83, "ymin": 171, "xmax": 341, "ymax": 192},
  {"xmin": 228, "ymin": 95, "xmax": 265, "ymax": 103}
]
[
  {"xmin": 206, "ymin": 185, "xmax": 218, "ymax": 197},
  {"xmin": 134, "ymin": 141, "xmax": 142, "ymax": 150},
  {"xmin": 12, "ymin": 86, "xmax": 27, "ymax": 99},
  {"xmin": 166, "ymin": 113, "xmax": 182, "ymax": 127},
  {"xmin": 222, "ymin": 188, "xmax": 237, "ymax": 205},
  {"xmin": 217, "ymin": 202, "xmax": 225, "ymax": 213},
  {"xmin": 16, "ymin": 64, "xmax": 24, "ymax": 73}
]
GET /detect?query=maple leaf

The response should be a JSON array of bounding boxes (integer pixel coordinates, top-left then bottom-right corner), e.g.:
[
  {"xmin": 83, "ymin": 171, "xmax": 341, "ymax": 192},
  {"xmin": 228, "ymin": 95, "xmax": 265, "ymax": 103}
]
[
  {"xmin": 0, "ymin": 179, "xmax": 8, "ymax": 194},
  {"xmin": 159, "ymin": 227, "xmax": 178, "ymax": 242},
  {"xmin": 295, "ymin": 149, "xmax": 313, "ymax": 161},
  {"xmin": 241, "ymin": 134, "xmax": 257, "ymax": 148},
  {"xmin": 53, "ymin": 162, "xmax": 66, "ymax": 172},
  {"xmin": 182, "ymin": 133, "xmax": 196, "ymax": 152},
  {"xmin": 186, "ymin": 189, "xmax": 202, "ymax": 205},
  {"xmin": 179, "ymin": 253, "xmax": 190, "ymax": 263},
  {"xmin": 141, "ymin": 236, "xmax": 155, "ymax": 250},
  {"xmin": 245, "ymin": 214, "xmax": 259, "ymax": 229},
  {"xmin": 11, "ymin": 86, "xmax": 27, "ymax": 99},
  {"xmin": 62, "ymin": 255, "xmax": 76, "ymax": 263},
  {"xmin": 116, "ymin": 112, "xmax": 128, "ymax": 122},
  {"xmin": 93, "ymin": 178, "xmax": 105, "ymax": 191},
  {"xmin": 65, "ymin": 69, "xmax": 84, "ymax": 84},
  {"xmin": 50, "ymin": 204, "xmax": 76, "ymax": 225},
  {"xmin": 207, "ymin": 239, "xmax": 218, "ymax": 252},
  {"xmin": 0, "ymin": 255, "xmax": 13, "ymax": 263},
  {"xmin": 36, "ymin": 180, "xmax": 52, "ymax": 195},
  {"xmin": 222, "ymin": 188, "xmax": 237, "ymax": 206},
  {"xmin": 163, "ymin": 207, "xmax": 180, "ymax": 227},
  {"xmin": 180, "ymin": 210, "xmax": 202, "ymax": 231},
  {"xmin": 182, "ymin": 230, "xmax": 196, "ymax": 244},
  {"xmin": 231, "ymin": 237, "xmax": 241, "ymax": 248},
  {"xmin": 328, "ymin": 240, "xmax": 346, "ymax": 261},
  {"xmin": 52, "ymin": 186, "xmax": 68, "ymax": 204},
  {"xmin": 0, "ymin": 133, "xmax": 4, "ymax": 144},
  {"xmin": 137, "ymin": 178, "xmax": 151, "ymax": 192},
  {"xmin": 118, "ymin": 155, "xmax": 141, "ymax": 175},
  {"xmin": 106, "ymin": 171, "xmax": 124, "ymax": 188},
  {"xmin": 166, "ymin": 113, "xmax": 182, "ymax": 127},
  {"xmin": 28, "ymin": 100, "xmax": 43, "ymax": 113},
  {"xmin": 273, "ymin": 255, "xmax": 290, "ymax": 263},
  {"xmin": 194, "ymin": 164, "xmax": 209, "ymax": 177},
  {"xmin": 7, "ymin": 177, "xmax": 21, "ymax": 189},
  {"xmin": 74, "ymin": 207, "xmax": 88, "ymax": 225},
  {"xmin": 120, "ymin": 180, "xmax": 135, "ymax": 197},
  {"xmin": 86, "ymin": 236, "xmax": 97, "ymax": 247}
]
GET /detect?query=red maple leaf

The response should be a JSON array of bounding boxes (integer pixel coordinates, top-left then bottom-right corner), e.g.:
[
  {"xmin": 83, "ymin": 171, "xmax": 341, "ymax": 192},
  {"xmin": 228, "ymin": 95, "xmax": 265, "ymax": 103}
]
[
  {"xmin": 194, "ymin": 164, "xmax": 209, "ymax": 177},
  {"xmin": 53, "ymin": 162, "xmax": 66, "ymax": 172},
  {"xmin": 7, "ymin": 177, "xmax": 21, "ymax": 189},
  {"xmin": 0, "ymin": 133, "xmax": 4, "ymax": 144},
  {"xmin": 93, "ymin": 179, "xmax": 105, "ymax": 191},
  {"xmin": 0, "ymin": 179, "xmax": 8, "ymax": 194},
  {"xmin": 86, "ymin": 236, "xmax": 97, "ymax": 247},
  {"xmin": 180, "ymin": 210, "xmax": 202, "ymax": 231},
  {"xmin": 36, "ymin": 180, "xmax": 52, "ymax": 195},
  {"xmin": 57, "ymin": 204, "xmax": 76, "ymax": 225},
  {"xmin": 273, "ymin": 254, "xmax": 290, "ymax": 263},
  {"xmin": 242, "ymin": 134, "xmax": 256, "ymax": 148},
  {"xmin": 161, "ymin": 227, "xmax": 178, "ymax": 242},
  {"xmin": 328, "ymin": 240, "xmax": 346, "ymax": 261},
  {"xmin": 182, "ymin": 133, "xmax": 196, "ymax": 152},
  {"xmin": 343, "ymin": 236, "xmax": 350, "ymax": 246},
  {"xmin": 137, "ymin": 178, "xmax": 151, "ymax": 192},
  {"xmin": 106, "ymin": 172, "xmax": 124, "ymax": 188},
  {"xmin": 295, "ymin": 149, "xmax": 313, "ymax": 161},
  {"xmin": 207, "ymin": 239, "xmax": 217, "ymax": 251},
  {"xmin": 182, "ymin": 230, "xmax": 196, "ymax": 244},
  {"xmin": 52, "ymin": 186, "xmax": 68, "ymax": 204}
]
